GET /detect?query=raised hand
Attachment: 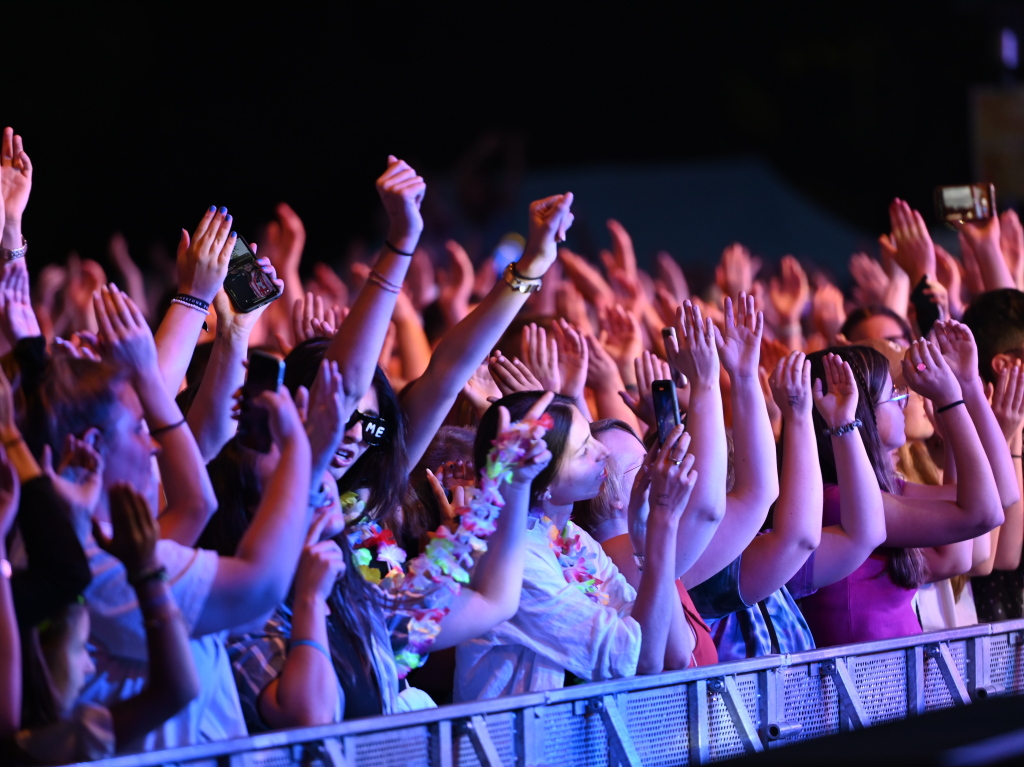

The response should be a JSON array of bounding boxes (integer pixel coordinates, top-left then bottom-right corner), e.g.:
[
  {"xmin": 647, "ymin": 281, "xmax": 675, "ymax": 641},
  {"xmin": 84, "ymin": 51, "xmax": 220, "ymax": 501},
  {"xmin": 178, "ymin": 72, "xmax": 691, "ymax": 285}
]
[
  {"xmin": 177, "ymin": 207, "xmax": 235, "ymax": 304},
  {"xmin": 488, "ymin": 351, "xmax": 543, "ymax": 396},
  {"xmin": 294, "ymin": 511, "xmax": 346, "ymax": 602},
  {"xmin": 620, "ymin": 351, "xmax": 674, "ymax": 428},
  {"xmin": 551, "ymin": 319, "xmax": 588, "ymax": 400},
  {"xmin": 812, "ymin": 352, "xmax": 859, "ymax": 429},
  {"xmin": 888, "ymin": 198, "xmax": 936, "ymax": 286},
  {"xmin": 849, "ymin": 252, "xmax": 889, "ymax": 307},
  {"xmin": 1000, "ymin": 209, "xmax": 1024, "ymax": 289},
  {"xmin": 768, "ymin": 256, "xmax": 809, "ymax": 326},
  {"xmin": 655, "ymin": 251, "xmax": 690, "ymax": 305},
  {"xmin": 599, "ymin": 304, "xmax": 644, "ymax": 371},
  {"xmin": 812, "ymin": 283, "xmax": 846, "ymax": 343},
  {"xmin": 251, "ymin": 386, "xmax": 306, "ymax": 448},
  {"xmin": 266, "ymin": 202, "xmax": 306, "ymax": 271},
  {"xmin": 93, "ymin": 284, "xmax": 157, "ymax": 379},
  {"xmin": 666, "ymin": 301, "xmax": 720, "ymax": 388},
  {"xmin": 494, "ymin": 391, "xmax": 555, "ymax": 485},
  {"xmin": 519, "ymin": 194, "xmax": 574, "ymax": 275},
  {"xmin": 717, "ymin": 292, "xmax": 763, "ymax": 379},
  {"xmin": 0, "ymin": 127, "xmax": 32, "ymax": 249},
  {"xmin": 770, "ymin": 351, "xmax": 812, "ymax": 422},
  {"xmin": 0, "ymin": 261, "xmax": 41, "ymax": 343},
  {"xmin": 934, "ymin": 245, "xmax": 965, "ymax": 319},
  {"xmin": 289, "ymin": 292, "xmax": 341, "ymax": 348},
  {"xmin": 42, "ymin": 435, "xmax": 104, "ymax": 536},
  {"xmin": 902, "ymin": 338, "xmax": 962, "ymax": 407},
  {"xmin": 990, "ymin": 362, "xmax": 1024, "ymax": 442},
  {"xmin": 648, "ymin": 427, "xmax": 698, "ymax": 524},
  {"xmin": 602, "ymin": 219, "xmax": 638, "ymax": 285},
  {"xmin": 425, "ymin": 469, "xmax": 468, "ymax": 530},
  {"xmin": 716, "ymin": 243, "xmax": 757, "ymax": 298},
  {"xmin": 94, "ymin": 483, "xmax": 161, "ymax": 579},
  {"xmin": 216, "ymin": 257, "xmax": 283, "ymax": 334},
  {"xmin": 932, "ymin": 319, "xmax": 980, "ymax": 389},
  {"xmin": 521, "ymin": 323, "xmax": 561, "ymax": 392},
  {"xmin": 377, "ymin": 156, "xmax": 426, "ymax": 253},
  {"xmin": 303, "ymin": 360, "xmax": 353, "ymax": 479},
  {"xmin": 109, "ymin": 233, "xmax": 150, "ymax": 320},
  {"xmin": 559, "ymin": 248, "xmax": 615, "ymax": 310},
  {"xmin": 437, "ymin": 240, "xmax": 475, "ymax": 326}
]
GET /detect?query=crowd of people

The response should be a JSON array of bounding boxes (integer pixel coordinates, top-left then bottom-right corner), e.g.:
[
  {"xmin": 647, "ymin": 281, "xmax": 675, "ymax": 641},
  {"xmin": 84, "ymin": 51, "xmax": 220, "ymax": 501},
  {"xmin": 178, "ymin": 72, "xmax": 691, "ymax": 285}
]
[{"xmin": 0, "ymin": 124, "xmax": 1022, "ymax": 763}]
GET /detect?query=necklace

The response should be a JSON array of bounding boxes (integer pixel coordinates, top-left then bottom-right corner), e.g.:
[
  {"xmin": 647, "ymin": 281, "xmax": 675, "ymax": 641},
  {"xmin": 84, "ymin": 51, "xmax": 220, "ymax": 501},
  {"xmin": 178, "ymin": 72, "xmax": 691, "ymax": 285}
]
[{"xmin": 543, "ymin": 516, "xmax": 609, "ymax": 605}]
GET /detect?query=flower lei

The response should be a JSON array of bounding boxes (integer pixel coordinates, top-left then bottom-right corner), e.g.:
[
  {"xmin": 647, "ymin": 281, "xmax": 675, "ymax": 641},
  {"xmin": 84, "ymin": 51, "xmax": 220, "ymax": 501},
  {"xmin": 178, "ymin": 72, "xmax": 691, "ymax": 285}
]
[
  {"xmin": 545, "ymin": 518, "xmax": 609, "ymax": 605},
  {"xmin": 347, "ymin": 412, "xmax": 553, "ymax": 678}
]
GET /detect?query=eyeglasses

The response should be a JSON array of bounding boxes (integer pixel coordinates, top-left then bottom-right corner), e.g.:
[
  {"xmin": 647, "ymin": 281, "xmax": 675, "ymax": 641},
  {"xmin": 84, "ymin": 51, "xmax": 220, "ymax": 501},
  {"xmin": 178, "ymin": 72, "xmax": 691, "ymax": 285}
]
[
  {"xmin": 885, "ymin": 385, "xmax": 909, "ymax": 410},
  {"xmin": 345, "ymin": 410, "xmax": 390, "ymax": 447}
]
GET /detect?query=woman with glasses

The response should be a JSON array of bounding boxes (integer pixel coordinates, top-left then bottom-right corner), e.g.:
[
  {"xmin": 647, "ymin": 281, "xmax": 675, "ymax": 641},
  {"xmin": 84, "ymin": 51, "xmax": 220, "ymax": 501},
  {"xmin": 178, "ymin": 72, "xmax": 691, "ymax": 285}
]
[{"xmin": 798, "ymin": 328, "xmax": 1015, "ymax": 646}]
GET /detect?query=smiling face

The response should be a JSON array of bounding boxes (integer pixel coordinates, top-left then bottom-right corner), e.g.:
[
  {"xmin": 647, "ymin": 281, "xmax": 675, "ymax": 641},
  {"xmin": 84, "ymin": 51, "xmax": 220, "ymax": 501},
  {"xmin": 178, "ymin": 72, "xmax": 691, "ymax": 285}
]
[
  {"xmin": 329, "ymin": 386, "xmax": 380, "ymax": 481},
  {"xmin": 547, "ymin": 407, "xmax": 610, "ymax": 506}
]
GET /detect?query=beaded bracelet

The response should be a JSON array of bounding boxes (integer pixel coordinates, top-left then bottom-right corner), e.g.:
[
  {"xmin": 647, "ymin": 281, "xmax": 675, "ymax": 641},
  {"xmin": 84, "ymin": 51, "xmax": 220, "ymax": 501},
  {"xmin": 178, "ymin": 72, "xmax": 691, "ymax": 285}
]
[
  {"xmin": 936, "ymin": 399, "xmax": 966, "ymax": 414},
  {"xmin": 821, "ymin": 419, "xmax": 863, "ymax": 438},
  {"xmin": 172, "ymin": 294, "xmax": 210, "ymax": 313},
  {"xmin": 128, "ymin": 566, "xmax": 168, "ymax": 588}
]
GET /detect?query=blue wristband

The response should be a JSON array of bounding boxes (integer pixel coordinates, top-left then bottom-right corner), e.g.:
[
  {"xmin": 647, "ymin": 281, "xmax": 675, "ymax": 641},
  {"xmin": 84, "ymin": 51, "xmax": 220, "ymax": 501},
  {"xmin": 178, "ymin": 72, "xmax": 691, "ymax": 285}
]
[{"xmin": 290, "ymin": 638, "xmax": 331, "ymax": 661}]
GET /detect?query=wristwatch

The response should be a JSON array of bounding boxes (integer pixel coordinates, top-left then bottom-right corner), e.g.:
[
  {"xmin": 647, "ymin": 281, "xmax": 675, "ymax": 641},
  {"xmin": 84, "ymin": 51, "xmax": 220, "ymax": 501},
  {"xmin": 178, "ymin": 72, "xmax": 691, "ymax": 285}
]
[
  {"xmin": 2, "ymin": 237, "xmax": 27, "ymax": 261},
  {"xmin": 503, "ymin": 263, "xmax": 543, "ymax": 294}
]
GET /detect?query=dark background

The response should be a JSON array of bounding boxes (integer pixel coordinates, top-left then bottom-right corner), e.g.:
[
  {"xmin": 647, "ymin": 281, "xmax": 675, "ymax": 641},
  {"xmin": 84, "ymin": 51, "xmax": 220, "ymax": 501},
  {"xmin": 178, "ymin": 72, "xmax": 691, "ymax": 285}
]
[{"xmin": 9, "ymin": 2, "xmax": 1024, "ymax": 279}]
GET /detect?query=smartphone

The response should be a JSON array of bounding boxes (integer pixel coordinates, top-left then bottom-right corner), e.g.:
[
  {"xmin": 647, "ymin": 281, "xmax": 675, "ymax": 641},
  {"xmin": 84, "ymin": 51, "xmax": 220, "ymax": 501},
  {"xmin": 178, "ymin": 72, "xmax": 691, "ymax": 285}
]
[
  {"xmin": 934, "ymin": 183, "xmax": 996, "ymax": 225},
  {"xmin": 224, "ymin": 235, "xmax": 282, "ymax": 313},
  {"xmin": 652, "ymin": 379, "xmax": 681, "ymax": 446},
  {"xmin": 237, "ymin": 350, "xmax": 285, "ymax": 453}
]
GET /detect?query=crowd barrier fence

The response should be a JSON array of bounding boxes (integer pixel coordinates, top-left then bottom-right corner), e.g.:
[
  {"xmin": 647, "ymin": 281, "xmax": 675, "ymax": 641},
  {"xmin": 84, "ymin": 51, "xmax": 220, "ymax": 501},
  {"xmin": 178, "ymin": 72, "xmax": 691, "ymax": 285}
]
[{"xmin": 80, "ymin": 618, "xmax": 1024, "ymax": 767}]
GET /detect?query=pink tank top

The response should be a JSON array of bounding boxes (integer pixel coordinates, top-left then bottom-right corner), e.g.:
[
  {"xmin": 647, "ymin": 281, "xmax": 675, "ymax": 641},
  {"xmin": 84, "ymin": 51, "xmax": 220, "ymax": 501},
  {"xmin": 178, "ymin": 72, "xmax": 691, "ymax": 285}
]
[{"xmin": 798, "ymin": 485, "xmax": 920, "ymax": 648}]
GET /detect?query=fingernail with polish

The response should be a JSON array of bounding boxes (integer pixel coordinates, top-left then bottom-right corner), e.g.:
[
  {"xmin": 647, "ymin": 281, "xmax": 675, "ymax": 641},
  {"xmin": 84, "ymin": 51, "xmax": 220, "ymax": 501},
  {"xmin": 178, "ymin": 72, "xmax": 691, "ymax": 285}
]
[
  {"xmin": 209, "ymin": 205, "xmax": 216, "ymax": 213},
  {"xmin": 219, "ymin": 206, "xmax": 228, "ymax": 215},
  {"xmin": 231, "ymin": 231, "xmax": 237, "ymax": 238}
]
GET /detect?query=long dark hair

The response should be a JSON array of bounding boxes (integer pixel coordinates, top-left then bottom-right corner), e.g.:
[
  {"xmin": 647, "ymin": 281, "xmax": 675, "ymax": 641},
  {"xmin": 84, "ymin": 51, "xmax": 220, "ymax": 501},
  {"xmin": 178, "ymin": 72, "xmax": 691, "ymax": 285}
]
[
  {"xmin": 473, "ymin": 392, "xmax": 576, "ymax": 509},
  {"xmin": 807, "ymin": 346, "xmax": 925, "ymax": 589},
  {"xmin": 283, "ymin": 338, "xmax": 408, "ymax": 528}
]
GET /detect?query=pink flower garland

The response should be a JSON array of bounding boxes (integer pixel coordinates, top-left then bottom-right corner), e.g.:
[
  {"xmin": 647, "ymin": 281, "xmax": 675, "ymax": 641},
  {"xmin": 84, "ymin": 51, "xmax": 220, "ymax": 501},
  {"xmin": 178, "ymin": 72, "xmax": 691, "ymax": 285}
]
[
  {"xmin": 348, "ymin": 412, "xmax": 553, "ymax": 678},
  {"xmin": 545, "ymin": 518, "xmax": 609, "ymax": 605}
]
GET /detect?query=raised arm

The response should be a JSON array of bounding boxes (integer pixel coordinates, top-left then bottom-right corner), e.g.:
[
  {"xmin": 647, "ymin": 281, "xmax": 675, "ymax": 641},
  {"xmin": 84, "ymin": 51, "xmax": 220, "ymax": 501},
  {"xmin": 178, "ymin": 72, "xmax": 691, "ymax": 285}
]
[
  {"xmin": 957, "ymin": 214, "xmax": 1015, "ymax": 292},
  {"xmin": 738, "ymin": 352, "xmax": 823, "ymax": 602},
  {"xmin": 668, "ymin": 299, "xmax": 758, "ymax": 588},
  {"xmin": 433, "ymin": 393, "xmax": 554, "ymax": 649},
  {"xmin": 399, "ymin": 193, "xmax": 574, "ymax": 468},
  {"xmin": 97, "ymin": 484, "xmax": 200, "ymax": 749},
  {"xmin": 94, "ymin": 285, "xmax": 217, "ymax": 545},
  {"xmin": 0, "ymin": 126, "xmax": 31, "ymax": 256},
  {"xmin": 153, "ymin": 207, "xmax": 234, "ymax": 396},
  {"xmin": 935, "ymin": 320, "xmax": 1019, "ymax": 509},
  {"xmin": 632, "ymin": 427, "xmax": 706, "ymax": 673},
  {"xmin": 195, "ymin": 387, "xmax": 312, "ymax": 635},
  {"xmin": 257, "ymin": 512, "xmax": 343, "ymax": 729},
  {"xmin": 0, "ymin": 447, "xmax": 21, "ymax": 739},
  {"xmin": 186, "ymin": 257, "xmax": 283, "ymax": 462},
  {"xmin": 885, "ymin": 339, "xmax": 1003, "ymax": 545},
  {"xmin": 325, "ymin": 157, "xmax": 424, "ymax": 409},
  {"xmin": 808, "ymin": 353, "xmax": 887, "ymax": 587}
]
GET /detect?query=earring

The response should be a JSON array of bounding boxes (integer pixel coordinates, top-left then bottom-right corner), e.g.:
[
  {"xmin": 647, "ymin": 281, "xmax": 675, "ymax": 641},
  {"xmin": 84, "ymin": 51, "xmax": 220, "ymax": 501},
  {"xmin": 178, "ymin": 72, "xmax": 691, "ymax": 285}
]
[{"xmin": 541, "ymin": 489, "xmax": 552, "ymax": 502}]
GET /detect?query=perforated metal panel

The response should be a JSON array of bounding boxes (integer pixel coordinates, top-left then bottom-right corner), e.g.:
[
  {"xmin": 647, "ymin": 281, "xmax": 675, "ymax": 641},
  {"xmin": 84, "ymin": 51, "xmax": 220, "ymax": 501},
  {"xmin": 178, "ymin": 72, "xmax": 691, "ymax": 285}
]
[
  {"xmin": 923, "ymin": 641, "xmax": 967, "ymax": 711},
  {"xmin": 625, "ymin": 685, "xmax": 689, "ymax": 767},
  {"xmin": 541, "ymin": 701, "xmax": 610, "ymax": 767},
  {"xmin": 454, "ymin": 712, "xmax": 517, "ymax": 767},
  {"xmin": 707, "ymin": 675, "xmax": 759, "ymax": 762},
  {"xmin": 990, "ymin": 632, "xmax": 1024, "ymax": 694},
  {"xmin": 849, "ymin": 651, "xmax": 908, "ymax": 724},
  {"xmin": 350, "ymin": 726, "xmax": 431, "ymax": 767},
  {"xmin": 780, "ymin": 664, "xmax": 840, "ymax": 741}
]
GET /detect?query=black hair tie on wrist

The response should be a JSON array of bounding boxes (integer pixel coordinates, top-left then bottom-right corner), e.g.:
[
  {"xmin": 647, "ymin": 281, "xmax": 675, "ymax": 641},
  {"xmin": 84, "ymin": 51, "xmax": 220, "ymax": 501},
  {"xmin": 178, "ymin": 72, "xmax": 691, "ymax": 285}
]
[
  {"xmin": 936, "ymin": 399, "xmax": 965, "ymax": 414},
  {"xmin": 384, "ymin": 240, "xmax": 415, "ymax": 257},
  {"xmin": 150, "ymin": 418, "xmax": 186, "ymax": 436}
]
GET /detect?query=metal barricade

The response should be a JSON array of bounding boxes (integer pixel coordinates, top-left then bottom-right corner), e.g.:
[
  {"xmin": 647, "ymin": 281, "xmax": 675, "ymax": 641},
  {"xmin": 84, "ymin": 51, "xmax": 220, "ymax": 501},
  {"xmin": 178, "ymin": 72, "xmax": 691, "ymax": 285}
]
[{"xmin": 80, "ymin": 619, "xmax": 1024, "ymax": 767}]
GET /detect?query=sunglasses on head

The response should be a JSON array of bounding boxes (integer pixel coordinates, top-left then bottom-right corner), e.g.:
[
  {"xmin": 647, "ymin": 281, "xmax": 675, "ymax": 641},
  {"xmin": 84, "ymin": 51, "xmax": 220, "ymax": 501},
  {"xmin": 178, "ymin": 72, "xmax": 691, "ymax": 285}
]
[{"xmin": 346, "ymin": 410, "xmax": 389, "ymax": 447}]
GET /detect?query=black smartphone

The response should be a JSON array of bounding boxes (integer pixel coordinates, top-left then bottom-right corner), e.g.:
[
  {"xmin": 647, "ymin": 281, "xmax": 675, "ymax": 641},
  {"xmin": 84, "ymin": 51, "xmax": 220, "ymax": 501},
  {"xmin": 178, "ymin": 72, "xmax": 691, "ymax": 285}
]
[
  {"xmin": 237, "ymin": 350, "xmax": 285, "ymax": 453},
  {"xmin": 224, "ymin": 235, "xmax": 282, "ymax": 313},
  {"xmin": 652, "ymin": 379, "xmax": 681, "ymax": 446},
  {"xmin": 934, "ymin": 183, "xmax": 996, "ymax": 225},
  {"xmin": 909, "ymin": 276, "xmax": 941, "ymax": 338}
]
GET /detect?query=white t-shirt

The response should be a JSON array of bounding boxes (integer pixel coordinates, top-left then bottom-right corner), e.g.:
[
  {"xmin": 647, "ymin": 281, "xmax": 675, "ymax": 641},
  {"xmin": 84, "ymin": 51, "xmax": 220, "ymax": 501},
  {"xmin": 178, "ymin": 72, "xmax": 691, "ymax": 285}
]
[
  {"xmin": 78, "ymin": 532, "xmax": 247, "ymax": 750},
  {"xmin": 454, "ymin": 517, "xmax": 641, "ymax": 701}
]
